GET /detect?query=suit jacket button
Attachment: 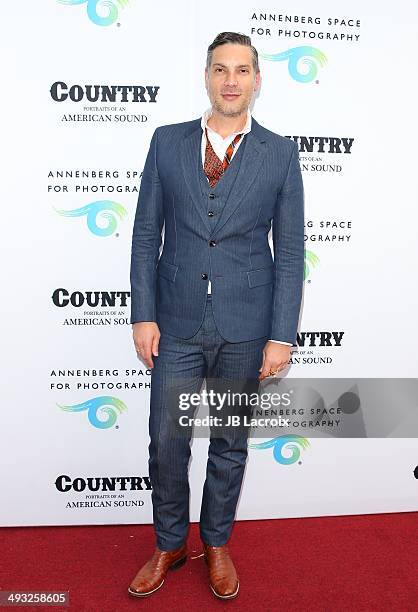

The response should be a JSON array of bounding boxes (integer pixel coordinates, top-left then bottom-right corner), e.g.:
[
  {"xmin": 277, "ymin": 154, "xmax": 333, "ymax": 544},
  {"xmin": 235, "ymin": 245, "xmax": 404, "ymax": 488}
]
[
  {"xmin": 209, "ymin": 240, "xmax": 216, "ymax": 247},
  {"xmin": 208, "ymin": 193, "xmax": 215, "ymax": 199},
  {"xmin": 201, "ymin": 273, "xmax": 208, "ymax": 279},
  {"xmin": 208, "ymin": 210, "xmax": 214, "ymax": 217}
]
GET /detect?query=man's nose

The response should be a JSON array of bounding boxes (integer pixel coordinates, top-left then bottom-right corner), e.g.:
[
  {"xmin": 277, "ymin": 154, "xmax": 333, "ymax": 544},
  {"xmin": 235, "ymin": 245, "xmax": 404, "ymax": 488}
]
[{"xmin": 224, "ymin": 74, "xmax": 238, "ymax": 87}]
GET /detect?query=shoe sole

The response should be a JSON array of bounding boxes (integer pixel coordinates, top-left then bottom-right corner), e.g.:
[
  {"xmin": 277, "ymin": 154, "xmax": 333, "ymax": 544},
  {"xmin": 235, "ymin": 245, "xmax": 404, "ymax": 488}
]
[
  {"xmin": 127, "ymin": 554, "xmax": 187, "ymax": 598},
  {"xmin": 210, "ymin": 580, "xmax": 240, "ymax": 600}
]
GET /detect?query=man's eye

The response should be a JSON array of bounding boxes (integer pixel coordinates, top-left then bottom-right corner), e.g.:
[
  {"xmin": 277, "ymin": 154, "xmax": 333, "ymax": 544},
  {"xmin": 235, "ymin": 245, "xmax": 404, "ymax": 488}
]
[{"xmin": 215, "ymin": 68, "xmax": 223, "ymax": 72}]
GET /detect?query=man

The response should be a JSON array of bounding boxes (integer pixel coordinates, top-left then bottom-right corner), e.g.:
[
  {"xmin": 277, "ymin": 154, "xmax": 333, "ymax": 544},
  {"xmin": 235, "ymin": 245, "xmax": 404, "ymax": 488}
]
[{"xmin": 128, "ymin": 32, "xmax": 304, "ymax": 600}]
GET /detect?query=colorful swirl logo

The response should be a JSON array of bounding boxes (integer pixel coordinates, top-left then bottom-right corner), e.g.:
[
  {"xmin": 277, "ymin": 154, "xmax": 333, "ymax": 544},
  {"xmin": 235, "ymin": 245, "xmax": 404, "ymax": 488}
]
[
  {"xmin": 249, "ymin": 435, "xmax": 310, "ymax": 465},
  {"xmin": 58, "ymin": 395, "xmax": 127, "ymax": 429},
  {"xmin": 53, "ymin": 200, "xmax": 127, "ymax": 237},
  {"xmin": 260, "ymin": 46, "xmax": 327, "ymax": 83},
  {"xmin": 304, "ymin": 249, "xmax": 320, "ymax": 280},
  {"xmin": 57, "ymin": 0, "xmax": 131, "ymax": 26}
]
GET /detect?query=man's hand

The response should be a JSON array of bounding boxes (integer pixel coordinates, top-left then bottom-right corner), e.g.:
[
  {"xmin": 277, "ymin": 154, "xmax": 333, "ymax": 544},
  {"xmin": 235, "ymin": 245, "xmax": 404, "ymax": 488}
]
[
  {"xmin": 132, "ymin": 322, "xmax": 161, "ymax": 369},
  {"xmin": 258, "ymin": 341, "xmax": 292, "ymax": 381}
]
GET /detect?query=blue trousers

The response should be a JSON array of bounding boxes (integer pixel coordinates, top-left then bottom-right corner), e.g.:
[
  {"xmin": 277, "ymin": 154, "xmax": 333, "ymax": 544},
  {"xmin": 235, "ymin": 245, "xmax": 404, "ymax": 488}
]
[{"xmin": 149, "ymin": 294, "xmax": 267, "ymax": 550}]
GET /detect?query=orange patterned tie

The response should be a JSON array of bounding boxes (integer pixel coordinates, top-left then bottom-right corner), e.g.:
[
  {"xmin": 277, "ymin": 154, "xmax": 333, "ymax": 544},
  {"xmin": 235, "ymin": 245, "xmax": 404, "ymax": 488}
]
[{"xmin": 204, "ymin": 127, "xmax": 243, "ymax": 188}]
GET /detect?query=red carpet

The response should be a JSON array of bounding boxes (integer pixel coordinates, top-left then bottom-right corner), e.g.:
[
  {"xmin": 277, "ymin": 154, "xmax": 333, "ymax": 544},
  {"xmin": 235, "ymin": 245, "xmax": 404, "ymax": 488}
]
[{"xmin": 1, "ymin": 513, "xmax": 416, "ymax": 611}]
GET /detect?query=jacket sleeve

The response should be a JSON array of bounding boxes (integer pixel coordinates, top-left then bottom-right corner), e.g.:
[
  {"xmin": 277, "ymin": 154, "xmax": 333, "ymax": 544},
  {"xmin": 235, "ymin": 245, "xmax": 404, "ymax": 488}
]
[
  {"xmin": 129, "ymin": 128, "xmax": 164, "ymax": 324},
  {"xmin": 270, "ymin": 141, "xmax": 305, "ymax": 344}
]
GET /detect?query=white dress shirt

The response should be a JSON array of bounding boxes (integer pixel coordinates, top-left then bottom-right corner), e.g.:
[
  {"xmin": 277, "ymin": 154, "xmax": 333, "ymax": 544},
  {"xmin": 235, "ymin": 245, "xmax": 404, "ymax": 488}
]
[{"xmin": 200, "ymin": 107, "xmax": 292, "ymax": 347}]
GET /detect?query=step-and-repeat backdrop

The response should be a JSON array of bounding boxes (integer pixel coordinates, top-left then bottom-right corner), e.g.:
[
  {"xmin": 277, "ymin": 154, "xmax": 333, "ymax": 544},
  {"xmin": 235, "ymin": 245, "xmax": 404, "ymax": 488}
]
[{"xmin": 1, "ymin": 1, "xmax": 417, "ymax": 526}]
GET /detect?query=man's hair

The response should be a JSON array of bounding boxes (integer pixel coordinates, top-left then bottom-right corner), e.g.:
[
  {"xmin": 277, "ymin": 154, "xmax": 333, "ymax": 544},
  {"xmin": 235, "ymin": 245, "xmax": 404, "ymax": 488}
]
[{"xmin": 206, "ymin": 32, "xmax": 260, "ymax": 74}]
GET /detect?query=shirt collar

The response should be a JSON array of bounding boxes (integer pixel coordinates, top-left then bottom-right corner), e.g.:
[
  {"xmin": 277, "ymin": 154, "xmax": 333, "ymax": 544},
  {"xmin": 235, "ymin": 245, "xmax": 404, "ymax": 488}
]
[{"xmin": 201, "ymin": 106, "xmax": 252, "ymax": 137}]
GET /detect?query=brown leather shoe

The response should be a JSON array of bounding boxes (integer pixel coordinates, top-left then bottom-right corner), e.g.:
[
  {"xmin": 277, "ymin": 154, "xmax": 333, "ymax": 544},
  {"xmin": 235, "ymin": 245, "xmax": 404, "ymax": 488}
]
[
  {"xmin": 128, "ymin": 543, "xmax": 187, "ymax": 597},
  {"xmin": 203, "ymin": 543, "xmax": 239, "ymax": 599}
]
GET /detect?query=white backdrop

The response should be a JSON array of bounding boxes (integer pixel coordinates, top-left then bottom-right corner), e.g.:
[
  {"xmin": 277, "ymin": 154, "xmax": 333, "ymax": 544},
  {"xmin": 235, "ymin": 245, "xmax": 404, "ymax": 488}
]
[{"xmin": 1, "ymin": 0, "xmax": 417, "ymax": 526}]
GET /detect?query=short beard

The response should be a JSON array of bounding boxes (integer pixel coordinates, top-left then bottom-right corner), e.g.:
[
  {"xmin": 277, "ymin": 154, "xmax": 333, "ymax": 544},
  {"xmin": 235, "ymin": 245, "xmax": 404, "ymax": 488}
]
[{"xmin": 212, "ymin": 97, "xmax": 249, "ymax": 118}]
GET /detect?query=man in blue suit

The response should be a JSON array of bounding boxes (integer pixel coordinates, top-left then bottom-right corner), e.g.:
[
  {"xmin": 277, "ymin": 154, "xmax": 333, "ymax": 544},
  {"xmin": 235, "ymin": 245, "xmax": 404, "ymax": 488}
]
[{"xmin": 128, "ymin": 32, "xmax": 304, "ymax": 600}]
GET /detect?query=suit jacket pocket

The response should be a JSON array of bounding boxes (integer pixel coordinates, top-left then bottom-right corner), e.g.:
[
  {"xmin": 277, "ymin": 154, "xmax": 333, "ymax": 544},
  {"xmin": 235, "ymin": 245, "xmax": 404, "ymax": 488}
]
[
  {"xmin": 247, "ymin": 266, "xmax": 274, "ymax": 288},
  {"xmin": 157, "ymin": 260, "xmax": 179, "ymax": 282}
]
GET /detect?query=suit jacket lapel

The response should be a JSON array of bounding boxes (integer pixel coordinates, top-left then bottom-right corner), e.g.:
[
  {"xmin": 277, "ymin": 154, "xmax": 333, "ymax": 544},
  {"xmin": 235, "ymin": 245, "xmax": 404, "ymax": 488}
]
[
  {"xmin": 180, "ymin": 125, "xmax": 213, "ymax": 233},
  {"xmin": 211, "ymin": 127, "xmax": 267, "ymax": 235}
]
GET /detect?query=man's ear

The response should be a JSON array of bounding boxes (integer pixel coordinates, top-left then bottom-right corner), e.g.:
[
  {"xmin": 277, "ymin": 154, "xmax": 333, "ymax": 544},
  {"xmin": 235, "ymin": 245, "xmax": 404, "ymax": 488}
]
[
  {"xmin": 254, "ymin": 71, "xmax": 261, "ymax": 91},
  {"xmin": 204, "ymin": 67, "xmax": 209, "ymax": 89}
]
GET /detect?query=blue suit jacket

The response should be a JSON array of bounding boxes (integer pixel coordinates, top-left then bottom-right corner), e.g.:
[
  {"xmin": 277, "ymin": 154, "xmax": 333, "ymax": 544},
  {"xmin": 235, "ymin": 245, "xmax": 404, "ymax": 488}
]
[{"xmin": 130, "ymin": 117, "xmax": 304, "ymax": 344}]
